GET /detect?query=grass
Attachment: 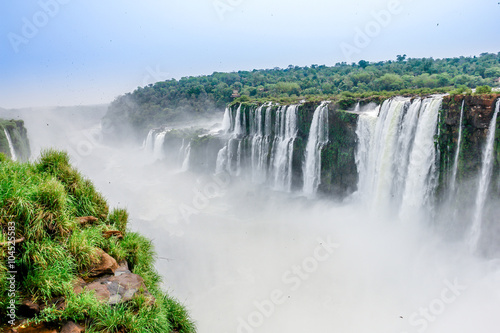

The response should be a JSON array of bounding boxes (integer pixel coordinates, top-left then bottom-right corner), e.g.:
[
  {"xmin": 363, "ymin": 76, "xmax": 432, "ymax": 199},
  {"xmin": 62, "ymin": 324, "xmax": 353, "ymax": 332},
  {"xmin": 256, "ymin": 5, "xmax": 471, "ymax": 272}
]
[{"xmin": 0, "ymin": 149, "xmax": 196, "ymax": 332}]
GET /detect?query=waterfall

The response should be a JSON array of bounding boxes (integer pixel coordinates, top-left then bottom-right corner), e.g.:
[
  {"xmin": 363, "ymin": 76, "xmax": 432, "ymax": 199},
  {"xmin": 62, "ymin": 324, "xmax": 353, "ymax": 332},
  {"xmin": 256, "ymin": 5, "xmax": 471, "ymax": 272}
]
[
  {"xmin": 234, "ymin": 104, "xmax": 244, "ymax": 136},
  {"xmin": 399, "ymin": 97, "xmax": 442, "ymax": 218},
  {"xmin": 221, "ymin": 107, "xmax": 232, "ymax": 133},
  {"xmin": 355, "ymin": 98, "xmax": 408, "ymax": 207},
  {"xmin": 449, "ymin": 100, "xmax": 465, "ymax": 195},
  {"xmin": 215, "ymin": 145, "xmax": 228, "ymax": 174},
  {"xmin": 215, "ymin": 102, "xmax": 299, "ymax": 191},
  {"xmin": 468, "ymin": 99, "xmax": 500, "ymax": 253},
  {"xmin": 181, "ymin": 143, "xmax": 191, "ymax": 171},
  {"xmin": 355, "ymin": 96, "xmax": 443, "ymax": 216},
  {"xmin": 303, "ymin": 102, "xmax": 329, "ymax": 196},
  {"xmin": 3, "ymin": 128, "xmax": 17, "ymax": 161},
  {"xmin": 393, "ymin": 98, "xmax": 421, "ymax": 202},
  {"xmin": 153, "ymin": 131, "xmax": 167, "ymax": 160},
  {"xmin": 144, "ymin": 129, "xmax": 155, "ymax": 153},
  {"xmin": 354, "ymin": 105, "xmax": 379, "ymax": 203},
  {"xmin": 250, "ymin": 105, "xmax": 270, "ymax": 183},
  {"xmin": 271, "ymin": 105, "xmax": 298, "ymax": 192},
  {"xmin": 354, "ymin": 102, "xmax": 360, "ymax": 112}
]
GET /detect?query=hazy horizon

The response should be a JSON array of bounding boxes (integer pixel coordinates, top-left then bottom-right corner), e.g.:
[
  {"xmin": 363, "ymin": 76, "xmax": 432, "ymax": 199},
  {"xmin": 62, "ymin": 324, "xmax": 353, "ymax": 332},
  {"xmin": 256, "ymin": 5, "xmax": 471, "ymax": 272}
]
[{"xmin": 1, "ymin": 0, "xmax": 499, "ymax": 108}]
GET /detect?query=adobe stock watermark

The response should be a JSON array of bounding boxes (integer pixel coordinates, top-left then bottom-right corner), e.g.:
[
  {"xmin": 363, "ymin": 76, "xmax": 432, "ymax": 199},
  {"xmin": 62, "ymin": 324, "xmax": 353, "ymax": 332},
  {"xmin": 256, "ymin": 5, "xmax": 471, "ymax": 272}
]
[
  {"xmin": 213, "ymin": 0, "xmax": 244, "ymax": 21},
  {"xmin": 142, "ymin": 65, "xmax": 170, "ymax": 87},
  {"xmin": 236, "ymin": 237, "xmax": 340, "ymax": 333},
  {"xmin": 170, "ymin": 171, "xmax": 231, "ymax": 236},
  {"xmin": 7, "ymin": 0, "xmax": 71, "ymax": 53},
  {"xmin": 340, "ymin": 0, "xmax": 403, "ymax": 63},
  {"xmin": 63, "ymin": 123, "xmax": 109, "ymax": 165},
  {"xmin": 5, "ymin": 221, "xmax": 18, "ymax": 325},
  {"xmin": 402, "ymin": 278, "xmax": 467, "ymax": 333}
]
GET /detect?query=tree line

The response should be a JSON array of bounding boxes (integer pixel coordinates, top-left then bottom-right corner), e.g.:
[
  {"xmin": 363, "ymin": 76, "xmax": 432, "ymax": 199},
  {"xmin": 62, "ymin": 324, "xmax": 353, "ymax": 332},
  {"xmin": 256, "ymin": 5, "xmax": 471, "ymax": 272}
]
[{"xmin": 104, "ymin": 52, "xmax": 500, "ymax": 136}]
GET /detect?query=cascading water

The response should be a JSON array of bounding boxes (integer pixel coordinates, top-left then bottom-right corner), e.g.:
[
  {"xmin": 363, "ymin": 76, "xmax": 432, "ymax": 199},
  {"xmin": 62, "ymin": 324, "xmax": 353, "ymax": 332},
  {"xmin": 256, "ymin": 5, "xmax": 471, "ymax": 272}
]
[
  {"xmin": 234, "ymin": 104, "xmax": 244, "ymax": 136},
  {"xmin": 215, "ymin": 103, "xmax": 299, "ymax": 191},
  {"xmin": 359, "ymin": 98, "xmax": 408, "ymax": 208},
  {"xmin": 271, "ymin": 105, "xmax": 298, "ymax": 192},
  {"xmin": 355, "ymin": 96, "xmax": 443, "ymax": 216},
  {"xmin": 449, "ymin": 100, "xmax": 465, "ymax": 196},
  {"xmin": 303, "ymin": 101, "xmax": 329, "ymax": 196},
  {"xmin": 181, "ymin": 143, "xmax": 191, "ymax": 171},
  {"xmin": 250, "ymin": 104, "xmax": 271, "ymax": 183},
  {"xmin": 3, "ymin": 128, "xmax": 17, "ymax": 161},
  {"xmin": 221, "ymin": 107, "xmax": 232, "ymax": 133},
  {"xmin": 144, "ymin": 129, "xmax": 155, "ymax": 153},
  {"xmin": 153, "ymin": 131, "xmax": 167, "ymax": 160},
  {"xmin": 468, "ymin": 99, "xmax": 500, "ymax": 253},
  {"xmin": 399, "ymin": 97, "xmax": 442, "ymax": 218}
]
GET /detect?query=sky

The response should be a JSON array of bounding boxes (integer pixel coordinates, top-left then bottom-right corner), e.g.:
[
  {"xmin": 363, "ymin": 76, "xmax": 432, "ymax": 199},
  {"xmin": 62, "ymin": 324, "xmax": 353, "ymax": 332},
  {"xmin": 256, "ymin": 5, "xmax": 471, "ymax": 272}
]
[{"xmin": 0, "ymin": 0, "xmax": 499, "ymax": 109}]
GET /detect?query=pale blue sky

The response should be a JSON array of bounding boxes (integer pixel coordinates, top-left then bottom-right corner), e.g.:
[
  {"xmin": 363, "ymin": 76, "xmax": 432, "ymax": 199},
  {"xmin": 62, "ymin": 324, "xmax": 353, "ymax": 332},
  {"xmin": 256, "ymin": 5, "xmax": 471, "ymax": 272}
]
[{"xmin": 0, "ymin": 0, "xmax": 499, "ymax": 108}]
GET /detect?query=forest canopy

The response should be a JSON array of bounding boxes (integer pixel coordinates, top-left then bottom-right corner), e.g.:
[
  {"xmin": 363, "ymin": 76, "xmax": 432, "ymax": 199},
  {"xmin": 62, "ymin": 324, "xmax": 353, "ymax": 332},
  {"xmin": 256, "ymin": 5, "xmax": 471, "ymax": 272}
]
[{"xmin": 104, "ymin": 52, "xmax": 500, "ymax": 136}]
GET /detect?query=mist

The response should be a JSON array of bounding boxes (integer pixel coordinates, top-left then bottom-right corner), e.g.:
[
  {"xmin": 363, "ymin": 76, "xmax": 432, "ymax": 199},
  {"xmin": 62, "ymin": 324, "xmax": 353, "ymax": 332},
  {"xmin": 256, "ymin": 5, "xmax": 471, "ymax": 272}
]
[{"xmin": 3, "ymin": 106, "xmax": 500, "ymax": 333}]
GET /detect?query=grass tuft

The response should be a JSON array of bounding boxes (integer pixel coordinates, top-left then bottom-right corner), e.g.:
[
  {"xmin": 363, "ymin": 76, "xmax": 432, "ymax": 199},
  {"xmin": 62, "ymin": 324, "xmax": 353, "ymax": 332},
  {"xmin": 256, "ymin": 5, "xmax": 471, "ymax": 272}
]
[{"xmin": 0, "ymin": 150, "xmax": 196, "ymax": 332}]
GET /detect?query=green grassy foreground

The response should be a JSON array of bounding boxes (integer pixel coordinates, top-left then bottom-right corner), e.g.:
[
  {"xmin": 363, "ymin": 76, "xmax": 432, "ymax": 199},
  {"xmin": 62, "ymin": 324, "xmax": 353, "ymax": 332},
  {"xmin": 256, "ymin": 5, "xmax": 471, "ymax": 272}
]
[{"xmin": 0, "ymin": 150, "xmax": 195, "ymax": 332}]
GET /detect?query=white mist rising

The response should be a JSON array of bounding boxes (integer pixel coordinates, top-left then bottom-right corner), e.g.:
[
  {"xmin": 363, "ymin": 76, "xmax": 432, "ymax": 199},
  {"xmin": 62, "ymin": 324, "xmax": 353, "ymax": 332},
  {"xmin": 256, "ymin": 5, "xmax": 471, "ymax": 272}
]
[{"xmin": 4, "ymin": 106, "xmax": 500, "ymax": 333}]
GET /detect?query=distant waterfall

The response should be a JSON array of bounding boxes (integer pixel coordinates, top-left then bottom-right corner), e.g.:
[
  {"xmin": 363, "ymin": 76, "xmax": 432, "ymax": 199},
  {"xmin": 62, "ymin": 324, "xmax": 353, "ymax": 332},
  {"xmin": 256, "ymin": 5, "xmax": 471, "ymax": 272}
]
[
  {"xmin": 234, "ymin": 104, "xmax": 244, "ymax": 136},
  {"xmin": 221, "ymin": 107, "xmax": 232, "ymax": 133},
  {"xmin": 144, "ymin": 129, "xmax": 155, "ymax": 153},
  {"xmin": 271, "ymin": 105, "xmax": 298, "ymax": 191},
  {"xmin": 181, "ymin": 143, "xmax": 191, "ymax": 171},
  {"xmin": 153, "ymin": 131, "xmax": 167, "ymax": 160},
  {"xmin": 303, "ymin": 102, "xmax": 329, "ymax": 196},
  {"xmin": 468, "ymin": 99, "xmax": 500, "ymax": 253},
  {"xmin": 215, "ymin": 103, "xmax": 299, "ymax": 192},
  {"xmin": 449, "ymin": 100, "xmax": 465, "ymax": 195},
  {"xmin": 250, "ymin": 104, "xmax": 272, "ymax": 183},
  {"xmin": 3, "ymin": 128, "xmax": 17, "ymax": 161},
  {"xmin": 355, "ymin": 96, "xmax": 443, "ymax": 216}
]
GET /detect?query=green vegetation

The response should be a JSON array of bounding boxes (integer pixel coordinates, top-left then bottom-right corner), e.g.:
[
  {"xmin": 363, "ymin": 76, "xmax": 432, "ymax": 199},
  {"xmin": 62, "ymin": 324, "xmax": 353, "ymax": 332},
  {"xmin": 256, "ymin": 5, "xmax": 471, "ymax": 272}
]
[
  {"xmin": 0, "ymin": 150, "xmax": 195, "ymax": 332},
  {"xmin": 104, "ymin": 52, "xmax": 500, "ymax": 136},
  {"xmin": 475, "ymin": 85, "xmax": 493, "ymax": 94}
]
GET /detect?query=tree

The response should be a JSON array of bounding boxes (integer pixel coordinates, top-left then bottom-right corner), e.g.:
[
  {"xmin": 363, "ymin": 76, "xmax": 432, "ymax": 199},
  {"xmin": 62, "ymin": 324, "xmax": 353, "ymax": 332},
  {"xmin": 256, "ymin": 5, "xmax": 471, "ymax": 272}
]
[
  {"xmin": 358, "ymin": 60, "xmax": 369, "ymax": 69},
  {"xmin": 475, "ymin": 85, "xmax": 492, "ymax": 94}
]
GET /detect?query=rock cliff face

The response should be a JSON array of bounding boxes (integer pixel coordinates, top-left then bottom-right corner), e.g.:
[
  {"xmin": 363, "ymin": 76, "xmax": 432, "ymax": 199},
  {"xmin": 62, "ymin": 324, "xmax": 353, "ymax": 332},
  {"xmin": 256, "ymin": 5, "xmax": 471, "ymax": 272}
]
[
  {"xmin": 146, "ymin": 94, "xmax": 500, "ymax": 202},
  {"xmin": 0, "ymin": 119, "xmax": 31, "ymax": 161},
  {"xmin": 437, "ymin": 94, "xmax": 500, "ymax": 198}
]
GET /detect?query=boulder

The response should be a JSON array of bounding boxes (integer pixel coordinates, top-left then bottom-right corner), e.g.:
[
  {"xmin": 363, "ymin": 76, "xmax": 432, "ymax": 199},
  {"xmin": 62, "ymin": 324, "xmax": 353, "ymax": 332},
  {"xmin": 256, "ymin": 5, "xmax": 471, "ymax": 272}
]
[
  {"xmin": 81, "ymin": 272, "xmax": 153, "ymax": 305},
  {"xmin": 88, "ymin": 249, "xmax": 118, "ymax": 277}
]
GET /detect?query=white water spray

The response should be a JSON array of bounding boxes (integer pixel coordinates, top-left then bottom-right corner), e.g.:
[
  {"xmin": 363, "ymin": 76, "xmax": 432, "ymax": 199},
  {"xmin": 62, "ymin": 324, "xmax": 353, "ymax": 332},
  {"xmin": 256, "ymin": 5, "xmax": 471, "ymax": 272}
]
[
  {"xmin": 468, "ymin": 99, "xmax": 500, "ymax": 252},
  {"xmin": 449, "ymin": 100, "xmax": 465, "ymax": 196},
  {"xmin": 153, "ymin": 131, "xmax": 167, "ymax": 160},
  {"xmin": 303, "ymin": 101, "xmax": 329, "ymax": 196}
]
